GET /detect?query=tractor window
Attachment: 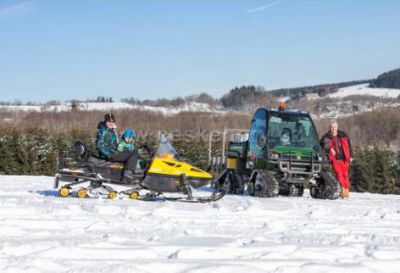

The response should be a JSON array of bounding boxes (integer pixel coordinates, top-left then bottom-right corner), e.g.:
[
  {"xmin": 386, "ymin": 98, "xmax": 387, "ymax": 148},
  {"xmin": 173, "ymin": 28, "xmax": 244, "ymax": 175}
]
[{"xmin": 267, "ymin": 113, "xmax": 319, "ymax": 151}]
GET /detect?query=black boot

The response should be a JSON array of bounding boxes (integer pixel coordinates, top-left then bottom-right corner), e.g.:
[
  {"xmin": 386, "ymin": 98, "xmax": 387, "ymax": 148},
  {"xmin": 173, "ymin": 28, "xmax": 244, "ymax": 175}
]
[{"xmin": 122, "ymin": 170, "xmax": 135, "ymax": 184}]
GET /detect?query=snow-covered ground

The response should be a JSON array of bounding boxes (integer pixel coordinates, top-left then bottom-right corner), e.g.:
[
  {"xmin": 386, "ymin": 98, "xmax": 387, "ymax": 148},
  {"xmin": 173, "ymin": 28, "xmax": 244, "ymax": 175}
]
[
  {"xmin": 0, "ymin": 102, "xmax": 223, "ymax": 116},
  {"xmin": 328, "ymin": 84, "xmax": 400, "ymax": 99},
  {"xmin": 1, "ymin": 176, "xmax": 399, "ymax": 273}
]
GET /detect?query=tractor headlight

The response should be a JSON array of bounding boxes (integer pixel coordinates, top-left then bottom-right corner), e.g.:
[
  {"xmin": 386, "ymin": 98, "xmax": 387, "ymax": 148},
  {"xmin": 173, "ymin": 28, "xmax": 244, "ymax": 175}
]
[{"xmin": 268, "ymin": 151, "xmax": 279, "ymax": 160}]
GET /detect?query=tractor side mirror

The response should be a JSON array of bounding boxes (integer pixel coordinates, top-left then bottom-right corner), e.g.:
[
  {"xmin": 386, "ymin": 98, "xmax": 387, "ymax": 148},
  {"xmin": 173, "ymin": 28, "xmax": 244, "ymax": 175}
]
[{"xmin": 256, "ymin": 134, "xmax": 266, "ymax": 147}]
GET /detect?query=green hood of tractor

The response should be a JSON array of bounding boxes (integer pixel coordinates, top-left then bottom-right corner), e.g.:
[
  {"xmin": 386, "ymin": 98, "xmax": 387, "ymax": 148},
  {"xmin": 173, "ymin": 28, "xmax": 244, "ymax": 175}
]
[{"xmin": 274, "ymin": 146, "xmax": 317, "ymax": 159}]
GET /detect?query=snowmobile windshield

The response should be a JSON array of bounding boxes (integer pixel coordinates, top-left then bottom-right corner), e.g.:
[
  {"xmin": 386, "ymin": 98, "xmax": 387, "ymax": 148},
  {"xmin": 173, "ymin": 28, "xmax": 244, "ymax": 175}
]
[
  {"xmin": 155, "ymin": 134, "xmax": 180, "ymax": 161},
  {"xmin": 267, "ymin": 112, "xmax": 320, "ymax": 152}
]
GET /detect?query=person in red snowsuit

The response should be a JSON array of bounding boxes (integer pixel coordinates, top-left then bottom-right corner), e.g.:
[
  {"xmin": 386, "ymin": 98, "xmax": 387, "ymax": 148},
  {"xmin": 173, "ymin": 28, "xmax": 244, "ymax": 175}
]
[{"xmin": 320, "ymin": 119, "xmax": 353, "ymax": 199}]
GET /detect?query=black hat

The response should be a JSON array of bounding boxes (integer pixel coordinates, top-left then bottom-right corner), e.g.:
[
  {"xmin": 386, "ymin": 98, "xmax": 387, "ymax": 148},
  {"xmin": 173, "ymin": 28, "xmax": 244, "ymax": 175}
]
[{"xmin": 104, "ymin": 113, "xmax": 116, "ymax": 122}]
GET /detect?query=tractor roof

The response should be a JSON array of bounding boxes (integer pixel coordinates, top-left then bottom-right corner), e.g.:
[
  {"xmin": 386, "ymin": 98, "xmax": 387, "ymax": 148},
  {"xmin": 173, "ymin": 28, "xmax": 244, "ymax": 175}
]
[{"xmin": 255, "ymin": 107, "xmax": 310, "ymax": 117}]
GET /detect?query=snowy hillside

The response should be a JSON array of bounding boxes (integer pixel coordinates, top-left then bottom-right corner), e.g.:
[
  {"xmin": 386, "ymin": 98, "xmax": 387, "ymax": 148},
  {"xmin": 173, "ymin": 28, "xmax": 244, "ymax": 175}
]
[
  {"xmin": 135, "ymin": 102, "xmax": 224, "ymax": 116},
  {"xmin": 328, "ymin": 84, "xmax": 400, "ymax": 99},
  {"xmin": 0, "ymin": 102, "xmax": 222, "ymax": 115},
  {"xmin": 1, "ymin": 176, "xmax": 399, "ymax": 273},
  {"xmin": 0, "ymin": 102, "xmax": 133, "ymax": 112}
]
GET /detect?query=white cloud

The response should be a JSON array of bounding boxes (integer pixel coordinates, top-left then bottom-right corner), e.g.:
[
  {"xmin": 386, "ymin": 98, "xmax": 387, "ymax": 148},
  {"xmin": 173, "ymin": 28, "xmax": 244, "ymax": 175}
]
[{"xmin": 247, "ymin": 0, "xmax": 282, "ymax": 14}]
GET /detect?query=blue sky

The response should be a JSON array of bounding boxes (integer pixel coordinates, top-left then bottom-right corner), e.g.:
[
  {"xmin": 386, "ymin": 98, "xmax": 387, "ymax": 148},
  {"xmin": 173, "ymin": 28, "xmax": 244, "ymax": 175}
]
[{"xmin": 0, "ymin": 0, "xmax": 399, "ymax": 102}]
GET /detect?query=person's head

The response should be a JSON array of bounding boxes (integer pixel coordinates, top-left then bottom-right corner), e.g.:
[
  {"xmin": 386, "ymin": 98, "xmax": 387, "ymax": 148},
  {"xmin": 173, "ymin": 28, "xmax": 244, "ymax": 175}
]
[
  {"xmin": 123, "ymin": 128, "xmax": 135, "ymax": 143},
  {"xmin": 329, "ymin": 119, "xmax": 338, "ymax": 136},
  {"xmin": 280, "ymin": 128, "xmax": 292, "ymax": 145},
  {"xmin": 104, "ymin": 113, "xmax": 116, "ymax": 129}
]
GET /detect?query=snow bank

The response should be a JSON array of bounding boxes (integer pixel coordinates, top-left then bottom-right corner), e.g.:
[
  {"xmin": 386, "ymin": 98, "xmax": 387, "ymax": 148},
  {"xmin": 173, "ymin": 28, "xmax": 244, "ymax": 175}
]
[
  {"xmin": 328, "ymin": 84, "xmax": 400, "ymax": 99},
  {"xmin": 1, "ymin": 175, "xmax": 399, "ymax": 272}
]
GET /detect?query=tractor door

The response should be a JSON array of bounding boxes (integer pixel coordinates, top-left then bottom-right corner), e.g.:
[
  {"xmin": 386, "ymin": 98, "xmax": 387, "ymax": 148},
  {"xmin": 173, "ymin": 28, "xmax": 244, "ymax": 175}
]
[{"xmin": 247, "ymin": 109, "xmax": 268, "ymax": 169}]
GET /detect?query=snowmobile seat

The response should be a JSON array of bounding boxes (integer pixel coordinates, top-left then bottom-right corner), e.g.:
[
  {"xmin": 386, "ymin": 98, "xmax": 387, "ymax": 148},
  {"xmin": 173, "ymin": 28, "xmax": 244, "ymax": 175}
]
[
  {"xmin": 73, "ymin": 140, "xmax": 112, "ymax": 165},
  {"xmin": 87, "ymin": 154, "xmax": 108, "ymax": 165}
]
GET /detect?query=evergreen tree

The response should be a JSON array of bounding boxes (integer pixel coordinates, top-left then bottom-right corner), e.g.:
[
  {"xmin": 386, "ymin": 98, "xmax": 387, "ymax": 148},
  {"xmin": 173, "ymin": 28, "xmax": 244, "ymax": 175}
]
[
  {"xmin": 351, "ymin": 149, "xmax": 369, "ymax": 192},
  {"xmin": 371, "ymin": 148, "xmax": 396, "ymax": 194},
  {"xmin": 395, "ymin": 152, "xmax": 400, "ymax": 194}
]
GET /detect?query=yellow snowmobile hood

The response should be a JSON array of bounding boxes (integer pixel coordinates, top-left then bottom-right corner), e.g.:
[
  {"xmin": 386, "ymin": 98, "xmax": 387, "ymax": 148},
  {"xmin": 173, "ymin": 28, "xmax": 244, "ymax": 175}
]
[{"xmin": 148, "ymin": 157, "xmax": 212, "ymax": 179}]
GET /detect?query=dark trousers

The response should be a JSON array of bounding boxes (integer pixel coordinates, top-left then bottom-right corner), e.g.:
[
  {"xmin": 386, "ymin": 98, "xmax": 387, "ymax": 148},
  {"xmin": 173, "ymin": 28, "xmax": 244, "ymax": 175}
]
[{"xmin": 110, "ymin": 150, "xmax": 138, "ymax": 172}]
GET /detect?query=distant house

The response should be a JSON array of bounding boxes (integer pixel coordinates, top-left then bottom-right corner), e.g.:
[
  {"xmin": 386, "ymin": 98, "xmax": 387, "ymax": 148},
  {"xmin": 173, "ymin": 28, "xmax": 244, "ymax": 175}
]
[{"xmin": 304, "ymin": 93, "xmax": 320, "ymax": 101}]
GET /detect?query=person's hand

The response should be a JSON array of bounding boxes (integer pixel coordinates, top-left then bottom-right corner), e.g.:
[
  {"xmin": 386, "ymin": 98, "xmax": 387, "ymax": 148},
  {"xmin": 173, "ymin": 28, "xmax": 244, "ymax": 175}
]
[
  {"xmin": 330, "ymin": 148, "xmax": 336, "ymax": 156},
  {"xmin": 350, "ymin": 157, "xmax": 354, "ymax": 163},
  {"xmin": 141, "ymin": 144, "xmax": 155, "ymax": 154},
  {"xmin": 148, "ymin": 146, "xmax": 155, "ymax": 154}
]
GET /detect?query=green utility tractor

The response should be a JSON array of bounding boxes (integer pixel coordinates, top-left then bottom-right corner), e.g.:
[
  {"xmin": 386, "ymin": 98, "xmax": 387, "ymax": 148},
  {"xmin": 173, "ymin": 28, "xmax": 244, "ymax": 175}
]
[{"xmin": 209, "ymin": 106, "xmax": 341, "ymax": 199}]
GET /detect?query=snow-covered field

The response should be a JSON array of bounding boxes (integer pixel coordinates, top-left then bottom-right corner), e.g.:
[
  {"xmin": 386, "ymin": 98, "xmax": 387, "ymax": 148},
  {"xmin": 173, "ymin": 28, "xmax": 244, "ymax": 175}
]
[
  {"xmin": 328, "ymin": 84, "xmax": 400, "ymax": 99},
  {"xmin": 1, "ymin": 176, "xmax": 399, "ymax": 273}
]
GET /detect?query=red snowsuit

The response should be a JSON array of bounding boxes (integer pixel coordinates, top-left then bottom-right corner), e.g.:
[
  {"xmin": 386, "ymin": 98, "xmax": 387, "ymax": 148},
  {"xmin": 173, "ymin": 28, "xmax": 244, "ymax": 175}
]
[{"xmin": 320, "ymin": 131, "xmax": 352, "ymax": 190}]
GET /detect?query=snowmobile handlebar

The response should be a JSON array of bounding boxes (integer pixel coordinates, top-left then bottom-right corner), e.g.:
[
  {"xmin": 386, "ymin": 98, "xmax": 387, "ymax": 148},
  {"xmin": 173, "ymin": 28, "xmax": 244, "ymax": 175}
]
[{"xmin": 139, "ymin": 144, "xmax": 156, "ymax": 157}]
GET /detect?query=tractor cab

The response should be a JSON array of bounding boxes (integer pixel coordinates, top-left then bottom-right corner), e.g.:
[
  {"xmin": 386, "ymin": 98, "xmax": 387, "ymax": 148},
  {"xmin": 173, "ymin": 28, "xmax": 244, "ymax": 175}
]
[{"xmin": 247, "ymin": 106, "xmax": 322, "ymax": 174}]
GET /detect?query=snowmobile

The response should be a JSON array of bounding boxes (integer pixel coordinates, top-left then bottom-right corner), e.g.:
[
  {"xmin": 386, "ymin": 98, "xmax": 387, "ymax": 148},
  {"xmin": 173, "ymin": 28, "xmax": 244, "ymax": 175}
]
[
  {"xmin": 54, "ymin": 134, "xmax": 225, "ymax": 202},
  {"xmin": 208, "ymin": 102, "xmax": 342, "ymax": 200}
]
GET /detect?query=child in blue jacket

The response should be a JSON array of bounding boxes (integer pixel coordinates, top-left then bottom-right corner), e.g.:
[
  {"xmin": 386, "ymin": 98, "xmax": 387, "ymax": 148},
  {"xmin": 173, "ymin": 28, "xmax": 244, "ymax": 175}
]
[{"xmin": 117, "ymin": 128, "xmax": 136, "ymax": 152}]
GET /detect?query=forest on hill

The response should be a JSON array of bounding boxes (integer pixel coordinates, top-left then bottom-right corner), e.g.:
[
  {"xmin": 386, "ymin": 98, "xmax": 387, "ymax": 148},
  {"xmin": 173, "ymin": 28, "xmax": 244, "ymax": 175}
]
[
  {"xmin": 1, "ymin": 68, "xmax": 399, "ymax": 111},
  {"xmin": 121, "ymin": 68, "xmax": 399, "ymax": 110},
  {"xmin": 370, "ymin": 68, "xmax": 400, "ymax": 89}
]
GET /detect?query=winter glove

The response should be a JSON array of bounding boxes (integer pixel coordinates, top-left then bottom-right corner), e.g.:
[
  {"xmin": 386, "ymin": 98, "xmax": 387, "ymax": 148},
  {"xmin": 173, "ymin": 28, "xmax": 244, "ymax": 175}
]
[
  {"xmin": 148, "ymin": 146, "xmax": 155, "ymax": 154},
  {"xmin": 141, "ymin": 144, "xmax": 155, "ymax": 155}
]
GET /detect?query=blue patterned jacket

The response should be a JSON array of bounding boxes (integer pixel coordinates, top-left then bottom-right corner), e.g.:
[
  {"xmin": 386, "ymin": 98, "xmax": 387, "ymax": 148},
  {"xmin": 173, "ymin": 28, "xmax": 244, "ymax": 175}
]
[{"xmin": 96, "ymin": 121, "xmax": 118, "ymax": 159}]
